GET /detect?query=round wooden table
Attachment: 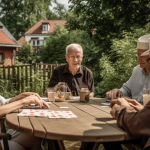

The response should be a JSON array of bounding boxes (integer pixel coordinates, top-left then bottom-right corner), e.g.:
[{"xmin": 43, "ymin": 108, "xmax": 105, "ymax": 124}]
[{"xmin": 6, "ymin": 98, "xmax": 136, "ymax": 150}]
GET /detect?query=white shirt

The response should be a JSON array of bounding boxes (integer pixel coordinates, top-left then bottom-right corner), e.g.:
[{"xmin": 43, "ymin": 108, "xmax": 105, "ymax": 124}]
[
  {"xmin": 119, "ymin": 65, "xmax": 150, "ymax": 102},
  {"xmin": 0, "ymin": 95, "xmax": 11, "ymax": 105}
]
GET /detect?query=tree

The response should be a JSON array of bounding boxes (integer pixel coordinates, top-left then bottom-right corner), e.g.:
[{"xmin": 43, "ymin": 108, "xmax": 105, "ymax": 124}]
[
  {"xmin": 0, "ymin": 0, "xmax": 67, "ymax": 40},
  {"xmin": 40, "ymin": 24, "xmax": 92, "ymax": 64},
  {"xmin": 16, "ymin": 43, "xmax": 35, "ymax": 64},
  {"xmin": 95, "ymin": 23, "xmax": 150, "ymax": 97},
  {"xmin": 68, "ymin": 0, "xmax": 150, "ymax": 45}
]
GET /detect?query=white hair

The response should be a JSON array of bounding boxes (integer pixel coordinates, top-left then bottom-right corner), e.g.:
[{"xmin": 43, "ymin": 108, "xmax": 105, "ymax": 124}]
[{"xmin": 66, "ymin": 44, "xmax": 83, "ymax": 55}]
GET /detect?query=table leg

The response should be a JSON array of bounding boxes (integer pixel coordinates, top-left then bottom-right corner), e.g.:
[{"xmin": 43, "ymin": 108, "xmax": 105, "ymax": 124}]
[
  {"xmin": 80, "ymin": 142, "xmax": 101, "ymax": 150},
  {"xmin": 47, "ymin": 140, "xmax": 65, "ymax": 150}
]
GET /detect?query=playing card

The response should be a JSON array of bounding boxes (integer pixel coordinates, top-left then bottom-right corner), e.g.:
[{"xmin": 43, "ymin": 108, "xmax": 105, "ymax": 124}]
[
  {"xmin": 48, "ymin": 112, "xmax": 57, "ymax": 118},
  {"xmin": 18, "ymin": 109, "xmax": 36, "ymax": 116},
  {"xmin": 60, "ymin": 107, "xmax": 69, "ymax": 108},
  {"xmin": 52, "ymin": 111, "xmax": 67, "ymax": 119},
  {"xmin": 100, "ymin": 106, "xmax": 109, "ymax": 108},
  {"xmin": 101, "ymin": 103, "xmax": 110, "ymax": 106},
  {"xmin": 34, "ymin": 110, "xmax": 48, "ymax": 117},
  {"xmin": 63, "ymin": 111, "xmax": 77, "ymax": 118}
]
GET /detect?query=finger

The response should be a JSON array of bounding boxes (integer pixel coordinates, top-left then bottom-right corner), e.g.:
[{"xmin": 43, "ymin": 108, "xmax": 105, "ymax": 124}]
[
  {"xmin": 34, "ymin": 100, "xmax": 41, "ymax": 108},
  {"xmin": 118, "ymin": 92, "xmax": 121, "ymax": 98},
  {"xmin": 110, "ymin": 99, "xmax": 117, "ymax": 108},
  {"xmin": 42, "ymin": 101, "xmax": 50, "ymax": 108},
  {"xmin": 110, "ymin": 110, "xmax": 114, "ymax": 118},
  {"xmin": 129, "ymin": 103, "xmax": 138, "ymax": 111},
  {"xmin": 106, "ymin": 92, "xmax": 109, "ymax": 98},
  {"xmin": 34, "ymin": 93, "xmax": 41, "ymax": 100},
  {"xmin": 126, "ymin": 99, "xmax": 137, "ymax": 105}
]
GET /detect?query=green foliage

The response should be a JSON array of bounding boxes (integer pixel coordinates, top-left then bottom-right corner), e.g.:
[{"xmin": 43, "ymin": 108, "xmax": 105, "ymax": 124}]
[
  {"xmin": 40, "ymin": 24, "xmax": 92, "ymax": 64},
  {"xmin": 0, "ymin": 0, "xmax": 68, "ymax": 40},
  {"xmin": 0, "ymin": 0, "xmax": 53, "ymax": 39},
  {"xmin": 95, "ymin": 23, "xmax": 150, "ymax": 97},
  {"xmin": 17, "ymin": 43, "xmax": 35, "ymax": 64},
  {"xmin": 68, "ymin": 0, "xmax": 150, "ymax": 44}
]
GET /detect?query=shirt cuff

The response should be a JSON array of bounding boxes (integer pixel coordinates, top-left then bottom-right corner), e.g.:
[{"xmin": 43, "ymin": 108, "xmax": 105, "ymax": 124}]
[
  {"xmin": 119, "ymin": 87, "xmax": 128, "ymax": 96},
  {"xmin": 5, "ymin": 98, "xmax": 11, "ymax": 104}
]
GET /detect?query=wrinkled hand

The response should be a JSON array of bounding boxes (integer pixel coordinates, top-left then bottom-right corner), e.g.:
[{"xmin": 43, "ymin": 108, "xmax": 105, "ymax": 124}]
[
  {"xmin": 110, "ymin": 104, "xmax": 120, "ymax": 119},
  {"xmin": 110, "ymin": 98, "xmax": 130, "ymax": 108},
  {"xmin": 24, "ymin": 95, "xmax": 49, "ymax": 108},
  {"xmin": 106, "ymin": 89, "xmax": 123, "ymax": 100},
  {"xmin": 125, "ymin": 99, "xmax": 144, "ymax": 111},
  {"xmin": 10, "ymin": 92, "xmax": 41, "ymax": 103}
]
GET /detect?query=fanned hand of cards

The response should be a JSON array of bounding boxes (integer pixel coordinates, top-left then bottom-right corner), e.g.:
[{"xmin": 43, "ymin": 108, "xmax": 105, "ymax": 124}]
[{"xmin": 18, "ymin": 109, "xmax": 77, "ymax": 119}]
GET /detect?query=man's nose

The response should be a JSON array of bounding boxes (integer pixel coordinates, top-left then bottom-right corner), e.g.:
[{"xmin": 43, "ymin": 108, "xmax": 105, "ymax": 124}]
[{"xmin": 74, "ymin": 57, "xmax": 78, "ymax": 61}]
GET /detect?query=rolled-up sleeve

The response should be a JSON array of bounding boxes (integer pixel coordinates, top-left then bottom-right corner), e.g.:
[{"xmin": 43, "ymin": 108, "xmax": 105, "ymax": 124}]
[{"xmin": 0, "ymin": 95, "xmax": 11, "ymax": 105}]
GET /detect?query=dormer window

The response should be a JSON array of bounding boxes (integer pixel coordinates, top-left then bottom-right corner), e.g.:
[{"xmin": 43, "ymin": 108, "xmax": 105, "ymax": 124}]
[
  {"xmin": 43, "ymin": 24, "xmax": 48, "ymax": 31},
  {"xmin": 42, "ymin": 23, "xmax": 49, "ymax": 32}
]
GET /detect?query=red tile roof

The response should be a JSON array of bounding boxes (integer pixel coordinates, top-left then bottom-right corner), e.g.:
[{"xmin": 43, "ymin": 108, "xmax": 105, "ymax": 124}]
[
  {"xmin": 25, "ymin": 20, "xmax": 67, "ymax": 34},
  {"xmin": 18, "ymin": 36, "xmax": 25, "ymax": 46},
  {"xmin": 0, "ymin": 30, "xmax": 16, "ymax": 45}
]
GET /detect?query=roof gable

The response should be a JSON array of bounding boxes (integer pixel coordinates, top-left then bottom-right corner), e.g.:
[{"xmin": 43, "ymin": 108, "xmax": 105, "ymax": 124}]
[
  {"xmin": 0, "ymin": 31, "xmax": 16, "ymax": 45},
  {"xmin": 25, "ymin": 20, "xmax": 67, "ymax": 34},
  {"xmin": 0, "ymin": 22, "xmax": 20, "ymax": 47}
]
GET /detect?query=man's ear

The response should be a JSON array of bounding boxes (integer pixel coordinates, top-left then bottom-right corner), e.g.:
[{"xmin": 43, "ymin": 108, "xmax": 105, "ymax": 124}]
[{"xmin": 65, "ymin": 55, "xmax": 68, "ymax": 62}]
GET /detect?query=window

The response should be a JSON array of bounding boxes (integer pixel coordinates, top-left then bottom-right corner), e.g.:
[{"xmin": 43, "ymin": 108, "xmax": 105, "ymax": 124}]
[
  {"xmin": 31, "ymin": 40, "xmax": 46, "ymax": 46},
  {"xmin": 0, "ymin": 53, "xmax": 3, "ymax": 62},
  {"xmin": 42, "ymin": 24, "xmax": 48, "ymax": 31}
]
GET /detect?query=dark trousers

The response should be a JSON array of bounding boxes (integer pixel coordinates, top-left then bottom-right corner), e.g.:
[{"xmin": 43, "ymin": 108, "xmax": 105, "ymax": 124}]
[{"xmin": 103, "ymin": 137, "xmax": 149, "ymax": 150}]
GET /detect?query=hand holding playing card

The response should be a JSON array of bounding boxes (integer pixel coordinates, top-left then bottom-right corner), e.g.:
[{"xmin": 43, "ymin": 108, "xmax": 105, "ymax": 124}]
[{"xmin": 23, "ymin": 95, "xmax": 49, "ymax": 108}]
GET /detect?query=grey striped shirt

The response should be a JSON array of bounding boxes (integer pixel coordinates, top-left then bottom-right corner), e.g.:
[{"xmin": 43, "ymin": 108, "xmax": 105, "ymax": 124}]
[{"xmin": 119, "ymin": 65, "xmax": 150, "ymax": 102}]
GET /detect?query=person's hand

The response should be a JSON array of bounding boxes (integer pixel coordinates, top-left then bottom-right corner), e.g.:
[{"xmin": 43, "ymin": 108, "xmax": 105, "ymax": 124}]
[
  {"xmin": 125, "ymin": 99, "xmax": 144, "ymax": 111},
  {"xmin": 110, "ymin": 98, "xmax": 130, "ymax": 108},
  {"xmin": 23, "ymin": 95, "xmax": 49, "ymax": 108},
  {"xmin": 10, "ymin": 92, "xmax": 41, "ymax": 103},
  {"xmin": 106, "ymin": 89, "xmax": 123, "ymax": 100},
  {"xmin": 110, "ymin": 104, "xmax": 120, "ymax": 119}
]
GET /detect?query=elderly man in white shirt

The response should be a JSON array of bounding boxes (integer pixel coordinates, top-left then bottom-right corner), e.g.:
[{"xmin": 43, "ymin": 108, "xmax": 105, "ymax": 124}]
[{"xmin": 106, "ymin": 34, "xmax": 150, "ymax": 102}]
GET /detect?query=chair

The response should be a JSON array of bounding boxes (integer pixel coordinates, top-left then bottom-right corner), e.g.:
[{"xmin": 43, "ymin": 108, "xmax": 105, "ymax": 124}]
[{"xmin": 0, "ymin": 117, "xmax": 11, "ymax": 150}]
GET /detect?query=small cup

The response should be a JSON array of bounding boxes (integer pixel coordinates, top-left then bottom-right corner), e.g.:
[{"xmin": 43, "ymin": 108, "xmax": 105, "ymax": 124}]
[
  {"xmin": 143, "ymin": 93, "xmax": 150, "ymax": 106},
  {"xmin": 47, "ymin": 88, "xmax": 55, "ymax": 102},
  {"xmin": 65, "ymin": 92, "xmax": 71, "ymax": 100}
]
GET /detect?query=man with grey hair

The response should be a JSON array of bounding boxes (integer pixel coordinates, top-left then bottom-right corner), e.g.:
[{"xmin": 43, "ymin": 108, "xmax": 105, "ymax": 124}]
[
  {"xmin": 106, "ymin": 34, "xmax": 150, "ymax": 103},
  {"xmin": 47, "ymin": 43, "xmax": 94, "ymax": 97}
]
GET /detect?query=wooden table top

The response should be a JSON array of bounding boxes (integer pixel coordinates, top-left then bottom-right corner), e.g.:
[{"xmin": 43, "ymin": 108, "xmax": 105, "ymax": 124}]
[{"xmin": 6, "ymin": 98, "xmax": 137, "ymax": 142}]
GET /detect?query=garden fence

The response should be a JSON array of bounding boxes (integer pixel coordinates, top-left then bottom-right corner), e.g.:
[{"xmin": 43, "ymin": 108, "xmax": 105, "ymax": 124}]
[{"xmin": 0, "ymin": 63, "xmax": 65, "ymax": 95}]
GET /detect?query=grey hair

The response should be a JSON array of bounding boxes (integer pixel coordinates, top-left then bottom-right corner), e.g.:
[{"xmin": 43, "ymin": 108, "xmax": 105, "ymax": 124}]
[{"xmin": 66, "ymin": 44, "xmax": 83, "ymax": 55}]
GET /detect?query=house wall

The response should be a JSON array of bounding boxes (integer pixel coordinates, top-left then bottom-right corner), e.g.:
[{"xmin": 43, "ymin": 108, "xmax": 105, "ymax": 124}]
[
  {"xmin": 0, "ymin": 47, "xmax": 16, "ymax": 66},
  {"xmin": 25, "ymin": 34, "xmax": 50, "ymax": 42}
]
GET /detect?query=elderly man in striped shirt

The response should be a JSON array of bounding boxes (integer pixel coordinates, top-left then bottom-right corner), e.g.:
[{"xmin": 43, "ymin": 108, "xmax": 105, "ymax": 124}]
[{"xmin": 106, "ymin": 34, "xmax": 150, "ymax": 103}]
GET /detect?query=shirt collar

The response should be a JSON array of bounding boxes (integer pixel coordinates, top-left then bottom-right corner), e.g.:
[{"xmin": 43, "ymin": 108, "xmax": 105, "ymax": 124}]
[{"xmin": 63, "ymin": 64, "xmax": 83, "ymax": 75}]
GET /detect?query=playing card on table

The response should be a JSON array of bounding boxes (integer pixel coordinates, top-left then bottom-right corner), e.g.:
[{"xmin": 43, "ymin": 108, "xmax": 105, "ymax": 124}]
[
  {"xmin": 48, "ymin": 112, "xmax": 57, "ymax": 118},
  {"xmin": 34, "ymin": 110, "xmax": 48, "ymax": 117},
  {"xmin": 52, "ymin": 111, "xmax": 68, "ymax": 119},
  {"xmin": 18, "ymin": 109, "xmax": 36, "ymax": 116},
  {"xmin": 63, "ymin": 111, "xmax": 77, "ymax": 118}
]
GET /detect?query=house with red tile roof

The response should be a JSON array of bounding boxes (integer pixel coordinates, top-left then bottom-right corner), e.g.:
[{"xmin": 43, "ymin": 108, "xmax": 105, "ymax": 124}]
[
  {"xmin": 0, "ymin": 21, "xmax": 20, "ymax": 66},
  {"xmin": 18, "ymin": 20, "xmax": 66, "ymax": 54}
]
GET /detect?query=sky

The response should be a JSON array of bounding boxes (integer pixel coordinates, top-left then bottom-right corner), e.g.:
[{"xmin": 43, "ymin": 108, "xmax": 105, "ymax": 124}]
[{"xmin": 56, "ymin": 0, "xmax": 71, "ymax": 9}]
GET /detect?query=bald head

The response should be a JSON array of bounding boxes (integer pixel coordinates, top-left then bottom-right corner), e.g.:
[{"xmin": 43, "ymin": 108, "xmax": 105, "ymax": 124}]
[{"xmin": 66, "ymin": 44, "xmax": 83, "ymax": 55}]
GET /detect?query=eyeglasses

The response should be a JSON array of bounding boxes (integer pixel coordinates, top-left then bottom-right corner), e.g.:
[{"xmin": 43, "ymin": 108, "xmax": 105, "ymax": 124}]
[{"xmin": 67, "ymin": 55, "xmax": 82, "ymax": 60}]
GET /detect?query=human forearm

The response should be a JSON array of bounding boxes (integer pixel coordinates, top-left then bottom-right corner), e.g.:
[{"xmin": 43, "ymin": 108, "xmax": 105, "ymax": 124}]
[{"xmin": 0, "ymin": 99, "xmax": 26, "ymax": 119}]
